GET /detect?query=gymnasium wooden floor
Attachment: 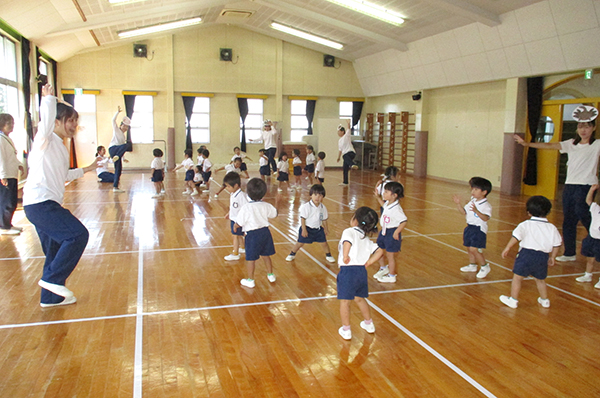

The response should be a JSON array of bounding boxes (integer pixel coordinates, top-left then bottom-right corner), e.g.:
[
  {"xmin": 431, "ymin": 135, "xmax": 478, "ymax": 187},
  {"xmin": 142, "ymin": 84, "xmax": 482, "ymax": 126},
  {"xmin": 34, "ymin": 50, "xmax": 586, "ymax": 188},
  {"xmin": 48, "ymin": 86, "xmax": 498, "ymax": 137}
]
[{"xmin": 1, "ymin": 168, "xmax": 599, "ymax": 398}]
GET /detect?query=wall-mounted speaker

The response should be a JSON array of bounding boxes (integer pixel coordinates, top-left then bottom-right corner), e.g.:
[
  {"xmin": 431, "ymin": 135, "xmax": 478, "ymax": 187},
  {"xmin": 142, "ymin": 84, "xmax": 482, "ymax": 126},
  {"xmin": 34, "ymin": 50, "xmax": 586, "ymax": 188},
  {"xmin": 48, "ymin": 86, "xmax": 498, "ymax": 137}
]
[
  {"xmin": 412, "ymin": 92, "xmax": 422, "ymax": 101},
  {"xmin": 323, "ymin": 54, "xmax": 335, "ymax": 67},
  {"xmin": 133, "ymin": 44, "xmax": 147, "ymax": 58},
  {"xmin": 220, "ymin": 48, "xmax": 233, "ymax": 61}
]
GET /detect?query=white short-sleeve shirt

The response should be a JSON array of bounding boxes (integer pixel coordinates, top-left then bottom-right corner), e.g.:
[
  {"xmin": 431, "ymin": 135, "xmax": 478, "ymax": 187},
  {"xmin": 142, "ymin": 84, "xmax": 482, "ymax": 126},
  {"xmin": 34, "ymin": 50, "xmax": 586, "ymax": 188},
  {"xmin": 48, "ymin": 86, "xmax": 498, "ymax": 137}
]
[
  {"xmin": 151, "ymin": 157, "xmax": 164, "ymax": 170},
  {"xmin": 229, "ymin": 188, "xmax": 249, "ymax": 224},
  {"xmin": 277, "ymin": 160, "xmax": 289, "ymax": 174},
  {"xmin": 231, "ymin": 152, "xmax": 247, "ymax": 162},
  {"xmin": 181, "ymin": 158, "xmax": 194, "ymax": 170},
  {"xmin": 306, "ymin": 152, "xmax": 315, "ymax": 165},
  {"xmin": 225, "ymin": 164, "xmax": 241, "ymax": 174},
  {"xmin": 299, "ymin": 200, "xmax": 328, "ymax": 229},
  {"xmin": 464, "ymin": 197, "xmax": 492, "ymax": 234},
  {"xmin": 338, "ymin": 131, "xmax": 355, "ymax": 155},
  {"xmin": 315, "ymin": 160, "xmax": 325, "ymax": 178},
  {"xmin": 259, "ymin": 156, "xmax": 268, "ymax": 166},
  {"xmin": 203, "ymin": 158, "xmax": 212, "ymax": 172},
  {"xmin": 559, "ymin": 139, "xmax": 600, "ymax": 185},
  {"xmin": 96, "ymin": 157, "xmax": 112, "ymax": 175},
  {"xmin": 512, "ymin": 217, "xmax": 562, "ymax": 253},
  {"xmin": 380, "ymin": 200, "xmax": 407, "ymax": 233},
  {"xmin": 337, "ymin": 227, "xmax": 379, "ymax": 266},
  {"xmin": 236, "ymin": 201, "xmax": 277, "ymax": 232},
  {"xmin": 293, "ymin": 156, "xmax": 302, "ymax": 166},
  {"xmin": 589, "ymin": 203, "xmax": 600, "ymax": 239}
]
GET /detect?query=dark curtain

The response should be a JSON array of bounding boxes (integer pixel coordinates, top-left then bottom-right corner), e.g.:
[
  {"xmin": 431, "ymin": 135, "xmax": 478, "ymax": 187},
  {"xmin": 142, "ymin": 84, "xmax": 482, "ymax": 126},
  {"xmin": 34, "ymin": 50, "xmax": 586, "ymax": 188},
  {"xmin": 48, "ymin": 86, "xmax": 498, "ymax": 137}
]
[
  {"xmin": 523, "ymin": 77, "xmax": 544, "ymax": 186},
  {"xmin": 182, "ymin": 96, "xmax": 195, "ymax": 151},
  {"xmin": 306, "ymin": 100, "xmax": 316, "ymax": 135},
  {"xmin": 50, "ymin": 59, "xmax": 57, "ymax": 91},
  {"xmin": 238, "ymin": 98, "xmax": 249, "ymax": 152},
  {"xmin": 62, "ymin": 94, "xmax": 78, "ymax": 168},
  {"xmin": 36, "ymin": 48, "xmax": 43, "ymax": 109},
  {"xmin": 351, "ymin": 101, "xmax": 364, "ymax": 134},
  {"xmin": 20, "ymin": 37, "xmax": 33, "ymax": 152},
  {"xmin": 123, "ymin": 95, "xmax": 136, "ymax": 146}
]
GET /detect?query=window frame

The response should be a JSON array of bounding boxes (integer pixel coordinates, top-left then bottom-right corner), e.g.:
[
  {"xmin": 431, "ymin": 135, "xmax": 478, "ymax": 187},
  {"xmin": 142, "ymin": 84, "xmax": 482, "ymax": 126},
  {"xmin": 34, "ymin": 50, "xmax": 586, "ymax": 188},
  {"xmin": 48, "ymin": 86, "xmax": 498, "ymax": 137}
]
[
  {"xmin": 290, "ymin": 99, "xmax": 308, "ymax": 142},
  {"xmin": 130, "ymin": 95, "xmax": 154, "ymax": 144},
  {"xmin": 240, "ymin": 98, "xmax": 264, "ymax": 142},
  {"xmin": 189, "ymin": 97, "xmax": 210, "ymax": 144},
  {"xmin": 339, "ymin": 101, "xmax": 360, "ymax": 136}
]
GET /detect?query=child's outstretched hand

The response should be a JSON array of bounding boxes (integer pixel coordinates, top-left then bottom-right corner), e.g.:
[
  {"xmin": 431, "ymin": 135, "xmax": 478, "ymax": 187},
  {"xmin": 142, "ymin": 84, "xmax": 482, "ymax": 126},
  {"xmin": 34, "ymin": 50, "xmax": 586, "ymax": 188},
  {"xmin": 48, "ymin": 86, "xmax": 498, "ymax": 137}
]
[
  {"xmin": 373, "ymin": 188, "xmax": 380, "ymax": 198},
  {"xmin": 452, "ymin": 194, "xmax": 462, "ymax": 205}
]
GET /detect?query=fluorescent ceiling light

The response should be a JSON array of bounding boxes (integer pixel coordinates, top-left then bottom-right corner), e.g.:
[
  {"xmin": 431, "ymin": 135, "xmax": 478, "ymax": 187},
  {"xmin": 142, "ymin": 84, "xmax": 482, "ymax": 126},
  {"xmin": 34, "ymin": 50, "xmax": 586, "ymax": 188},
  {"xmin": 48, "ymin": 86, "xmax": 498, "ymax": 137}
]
[
  {"xmin": 118, "ymin": 17, "xmax": 202, "ymax": 39},
  {"xmin": 326, "ymin": 0, "xmax": 405, "ymax": 26},
  {"xmin": 270, "ymin": 22, "xmax": 343, "ymax": 50},
  {"xmin": 108, "ymin": 0, "xmax": 147, "ymax": 4}
]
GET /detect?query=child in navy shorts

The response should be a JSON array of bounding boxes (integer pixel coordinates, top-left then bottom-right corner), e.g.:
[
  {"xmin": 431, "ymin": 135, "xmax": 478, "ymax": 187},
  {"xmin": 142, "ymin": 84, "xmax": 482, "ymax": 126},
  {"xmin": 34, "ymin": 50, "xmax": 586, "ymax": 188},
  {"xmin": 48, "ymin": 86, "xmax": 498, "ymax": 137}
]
[
  {"xmin": 453, "ymin": 177, "xmax": 493, "ymax": 279},
  {"xmin": 276, "ymin": 152, "xmax": 290, "ymax": 192},
  {"xmin": 234, "ymin": 178, "xmax": 281, "ymax": 288},
  {"xmin": 285, "ymin": 184, "xmax": 336, "ymax": 264},
  {"xmin": 372, "ymin": 181, "xmax": 407, "ymax": 283},
  {"xmin": 292, "ymin": 149, "xmax": 302, "ymax": 188},
  {"xmin": 576, "ymin": 184, "xmax": 600, "ymax": 288},
  {"xmin": 201, "ymin": 149, "xmax": 212, "ymax": 192},
  {"xmin": 150, "ymin": 148, "xmax": 164, "ymax": 198},
  {"xmin": 258, "ymin": 149, "xmax": 270, "ymax": 180},
  {"xmin": 222, "ymin": 172, "xmax": 249, "ymax": 261},
  {"xmin": 304, "ymin": 145, "xmax": 316, "ymax": 186},
  {"xmin": 337, "ymin": 206, "xmax": 383, "ymax": 340},
  {"xmin": 315, "ymin": 152, "xmax": 326, "ymax": 184},
  {"xmin": 173, "ymin": 148, "xmax": 195, "ymax": 195},
  {"xmin": 500, "ymin": 196, "xmax": 562, "ymax": 308}
]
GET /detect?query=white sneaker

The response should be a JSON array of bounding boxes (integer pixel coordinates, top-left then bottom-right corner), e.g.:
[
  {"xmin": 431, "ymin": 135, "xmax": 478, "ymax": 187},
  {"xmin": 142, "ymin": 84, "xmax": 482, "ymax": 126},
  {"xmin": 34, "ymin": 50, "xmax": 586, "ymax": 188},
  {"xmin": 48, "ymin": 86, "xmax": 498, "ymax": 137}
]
[
  {"xmin": 240, "ymin": 279, "xmax": 255, "ymax": 288},
  {"xmin": 460, "ymin": 264, "xmax": 478, "ymax": 272},
  {"xmin": 0, "ymin": 228, "xmax": 20, "ymax": 235},
  {"xmin": 338, "ymin": 182, "xmax": 349, "ymax": 186},
  {"xmin": 38, "ymin": 280, "xmax": 74, "ymax": 298},
  {"xmin": 538, "ymin": 297, "xmax": 550, "ymax": 308},
  {"xmin": 198, "ymin": 184, "xmax": 207, "ymax": 189},
  {"xmin": 182, "ymin": 190, "xmax": 191, "ymax": 195},
  {"xmin": 338, "ymin": 326, "xmax": 351, "ymax": 340},
  {"xmin": 161, "ymin": 189, "xmax": 166, "ymax": 193},
  {"xmin": 112, "ymin": 155, "xmax": 120, "ymax": 162},
  {"xmin": 224, "ymin": 254, "xmax": 240, "ymax": 261},
  {"xmin": 351, "ymin": 165, "xmax": 359, "ymax": 170},
  {"xmin": 376, "ymin": 274, "xmax": 396, "ymax": 283},
  {"xmin": 285, "ymin": 254, "xmax": 295, "ymax": 262},
  {"xmin": 500, "ymin": 295, "xmax": 518, "ymax": 308},
  {"xmin": 239, "ymin": 248, "xmax": 245, "ymax": 254},
  {"xmin": 214, "ymin": 194, "xmax": 219, "ymax": 198},
  {"xmin": 10, "ymin": 226, "xmax": 23, "ymax": 232},
  {"xmin": 373, "ymin": 265, "xmax": 389, "ymax": 279},
  {"xmin": 476, "ymin": 264, "xmax": 491, "ymax": 279},
  {"xmin": 151, "ymin": 194, "xmax": 161, "ymax": 199},
  {"xmin": 556, "ymin": 255, "xmax": 577, "ymax": 262},
  {"xmin": 360, "ymin": 320, "xmax": 375, "ymax": 333},
  {"xmin": 267, "ymin": 273, "xmax": 276, "ymax": 283},
  {"xmin": 325, "ymin": 255, "xmax": 336, "ymax": 263},
  {"xmin": 97, "ymin": 178, "xmax": 103, "ymax": 182},
  {"xmin": 576, "ymin": 273, "xmax": 593, "ymax": 282},
  {"xmin": 190, "ymin": 191, "xmax": 198, "ymax": 196},
  {"xmin": 595, "ymin": 280, "xmax": 600, "ymax": 289},
  {"xmin": 40, "ymin": 296, "xmax": 77, "ymax": 308},
  {"xmin": 113, "ymin": 188, "xmax": 125, "ymax": 193}
]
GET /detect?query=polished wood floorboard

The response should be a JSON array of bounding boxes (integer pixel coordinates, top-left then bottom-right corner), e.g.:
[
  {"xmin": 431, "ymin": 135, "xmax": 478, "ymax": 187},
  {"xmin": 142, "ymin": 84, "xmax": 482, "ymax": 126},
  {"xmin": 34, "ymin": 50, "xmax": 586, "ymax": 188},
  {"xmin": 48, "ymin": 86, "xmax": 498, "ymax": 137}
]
[{"xmin": 1, "ymin": 169, "xmax": 599, "ymax": 397}]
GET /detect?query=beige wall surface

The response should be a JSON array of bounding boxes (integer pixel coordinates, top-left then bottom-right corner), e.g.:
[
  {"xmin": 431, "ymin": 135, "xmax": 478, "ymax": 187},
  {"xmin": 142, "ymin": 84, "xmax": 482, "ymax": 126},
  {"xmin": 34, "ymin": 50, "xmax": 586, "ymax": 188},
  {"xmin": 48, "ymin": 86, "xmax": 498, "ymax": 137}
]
[
  {"xmin": 59, "ymin": 25, "xmax": 364, "ymax": 168},
  {"xmin": 422, "ymin": 80, "xmax": 507, "ymax": 185}
]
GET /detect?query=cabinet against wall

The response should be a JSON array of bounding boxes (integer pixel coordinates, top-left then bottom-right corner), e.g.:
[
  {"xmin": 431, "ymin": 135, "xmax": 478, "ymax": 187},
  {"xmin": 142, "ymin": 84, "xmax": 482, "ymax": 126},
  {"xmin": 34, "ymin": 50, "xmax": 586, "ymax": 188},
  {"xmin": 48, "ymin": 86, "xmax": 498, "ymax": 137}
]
[{"xmin": 282, "ymin": 142, "xmax": 308, "ymax": 171}]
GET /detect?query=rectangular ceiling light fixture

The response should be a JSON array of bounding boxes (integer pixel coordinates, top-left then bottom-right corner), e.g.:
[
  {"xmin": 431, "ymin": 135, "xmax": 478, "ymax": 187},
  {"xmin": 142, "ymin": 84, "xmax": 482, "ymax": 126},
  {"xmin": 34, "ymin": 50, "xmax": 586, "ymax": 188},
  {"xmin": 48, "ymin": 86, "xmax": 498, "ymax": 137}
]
[
  {"xmin": 118, "ymin": 17, "xmax": 202, "ymax": 39},
  {"xmin": 326, "ymin": 0, "xmax": 405, "ymax": 26},
  {"xmin": 108, "ymin": 0, "xmax": 147, "ymax": 4},
  {"xmin": 270, "ymin": 22, "xmax": 343, "ymax": 50}
]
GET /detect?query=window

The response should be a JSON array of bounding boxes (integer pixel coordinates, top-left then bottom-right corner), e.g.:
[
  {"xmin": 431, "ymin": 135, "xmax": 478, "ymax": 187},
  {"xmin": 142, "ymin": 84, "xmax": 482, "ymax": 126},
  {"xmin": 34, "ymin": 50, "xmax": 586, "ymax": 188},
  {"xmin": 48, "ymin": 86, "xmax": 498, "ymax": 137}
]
[
  {"xmin": 131, "ymin": 95, "xmax": 154, "ymax": 143},
  {"xmin": 0, "ymin": 33, "xmax": 25, "ymax": 158},
  {"xmin": 339, "ymin": 101, "xmax": 360, "ymax": 135},
  {"xmin": 190, "ymin": 97, "xmax": 210, "ymax": 143},
  {"xmin": 73, "ymin": 93, "xmax": 98, "ymax": 165},
  {"xmin": 240, "ymin": 98, "xmax": 263, "ymax": 141},
  {"xmin": 290, "ymin": 100, "xmax": 308, "ymax": 142}
]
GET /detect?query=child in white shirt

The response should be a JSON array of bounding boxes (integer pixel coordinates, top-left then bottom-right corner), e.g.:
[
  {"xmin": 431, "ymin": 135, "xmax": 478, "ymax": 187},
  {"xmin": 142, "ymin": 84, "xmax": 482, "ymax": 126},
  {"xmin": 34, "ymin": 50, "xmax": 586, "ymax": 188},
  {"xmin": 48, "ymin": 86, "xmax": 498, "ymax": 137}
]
[
  {"xmin": 337, "ymin": 206, "xmax": 383, "ymax": 340},
  {"xmin": 276, "ymin": 152, "xmax": 290, "ymax": 192},
  {"xmin": 150, "ymin": 148, "xmax": 165, "ymax": 198},
  {"xmin": 258, "ymin": 149, "xmax": 270, "ymax": 181},
  {"xmin": 304, "ymin": 145, "xmax": 316, "ymax": 186},
  {"xmin": 173, "ymin": 149, "xmax": 196, "ymax": 195},
  {"xmin": 576, "ymin": 184, "xmax": 600, "ymax": 288},
  {"xmin": 292, "ymin": 149, "xmax": 303, "ymax": 188},
  {"xmin": 95, "ymin": 146, "xmax": 114, "ymax": 183},
  {"xmin": 234, "ymin": 178, "xmax": 281, "ymax": 288},
  {"xmin": 315, "ymin": 152, "xmax": 326, "ymax": 184},
  {"xmin": 202, "ymin": 149, "xmax": 212, "ymax": 192},
  {"xmin": 215, "ymin": 158, "xmax": 243, "ymax": 197},
  {"xmin": 222, "ymin": 172, "xmax": 249, "ymax": 261}
]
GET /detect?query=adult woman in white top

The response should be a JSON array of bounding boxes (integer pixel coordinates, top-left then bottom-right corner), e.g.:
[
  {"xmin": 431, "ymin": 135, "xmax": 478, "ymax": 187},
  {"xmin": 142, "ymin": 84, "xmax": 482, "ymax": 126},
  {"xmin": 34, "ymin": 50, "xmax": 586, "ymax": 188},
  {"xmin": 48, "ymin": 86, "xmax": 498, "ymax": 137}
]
[
  {"xmin": 515, "ymin": 105, "xmax": 599, "ymax": 261},
  {"xmin": 337, "ymin": 120, "xmax": 357, "ymax": 186},
  {"xmin": 0, "ymin": 113, "xmax": 24, "ymax": 235},
  {"xmin": 250, "ymin": 120, "xmax": 278, "ymax": 174},
  {"xmin": 23, "ymin": 84, "xmax": 98, "ymax": 307}
]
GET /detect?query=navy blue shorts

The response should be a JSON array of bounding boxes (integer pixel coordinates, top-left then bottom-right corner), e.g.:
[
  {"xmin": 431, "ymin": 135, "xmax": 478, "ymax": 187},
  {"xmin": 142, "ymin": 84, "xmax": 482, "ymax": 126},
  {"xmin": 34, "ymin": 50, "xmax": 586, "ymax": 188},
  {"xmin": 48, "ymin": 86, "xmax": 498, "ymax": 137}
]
[
  {"xmin": 463, "ymin": 225, "xmax": 486, "ymax": 249},
  {"xmin": 240, "ymin": 162, "xmax": 247, "ymax": 172},
  {"xmin": 304, "ymin": 164, "xmax": 315, "ymax": 173},
  {"xmin": 298, "ymin": 226, "xmax": 326, "ymax": 244},
  {"xmin": 513, "ymin": 248, "xmax": 549, "ymax": 280},
  {"xmin": 318, "ymin": 177, "xmax": 324, "ymax": 183},
  {"xmin": 277, "ymin": 172, "xmax": 289, "ymax": 182},
  {"xmin": 202, "ymin": 171, "xmax": 211, "ymax": 183},
  {"xmin": 337, "ymin": 266, "xmax": 369, "ymax": 300},
  {"xmin": 581, "ymin": 235, "xmax": 600, "ymax": 262},
  {"xmin": 185, "ymin": 170, "xmax": 194, "ymax": 181},
  {"xmin": 151, "ymin": 169, "xmax": 163, "ymax": 182},
  {"xmin": 376, "ymin": 228, "xmax": 402, "ymax": 252},
  {"xmin": 230, "ymin": 220, "xmax": 244, "ymax": 236},
  {"xmin": 293, "ymin": 166, "xmax": 302, "ymax": 176},
  {"xmin": 245, "ymin": 227, "xmax": 276, "ymax": 261},
  {"xmin": 260, "ymin": 165, "xmax": 270, "ymax": 176}
]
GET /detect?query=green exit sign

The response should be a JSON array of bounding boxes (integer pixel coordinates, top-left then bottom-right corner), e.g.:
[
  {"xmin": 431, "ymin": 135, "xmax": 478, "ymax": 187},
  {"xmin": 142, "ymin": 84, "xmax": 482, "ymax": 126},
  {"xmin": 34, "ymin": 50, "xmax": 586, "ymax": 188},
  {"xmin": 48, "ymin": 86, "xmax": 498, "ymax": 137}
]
[
  {"xmin": 74, "ymin": 87, "xmax": 83, "ymax": 95},
  {"xmin": 584, "ymin": 69, "xmax": 593, "ymax": 80}
]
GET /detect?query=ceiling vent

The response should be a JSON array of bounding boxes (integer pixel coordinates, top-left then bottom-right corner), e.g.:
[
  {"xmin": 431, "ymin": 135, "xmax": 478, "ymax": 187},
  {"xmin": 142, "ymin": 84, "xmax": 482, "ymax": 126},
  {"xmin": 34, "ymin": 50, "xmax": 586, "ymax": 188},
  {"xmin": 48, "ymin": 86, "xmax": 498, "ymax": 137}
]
[{"xmin": 220, "ymin": 9, "xmax": 254, "ymax": 19}]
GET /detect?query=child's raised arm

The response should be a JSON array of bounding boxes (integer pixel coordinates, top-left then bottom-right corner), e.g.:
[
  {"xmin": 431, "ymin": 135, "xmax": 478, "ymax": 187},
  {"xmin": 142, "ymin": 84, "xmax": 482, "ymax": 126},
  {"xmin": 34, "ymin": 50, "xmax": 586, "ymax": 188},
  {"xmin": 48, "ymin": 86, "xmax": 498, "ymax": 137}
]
[
  {"xmin": 452, "ymin": 194, "xmax": 466, "ymax": 215},
  {"xmin": 586, "ymin": 184, "xmax": 598, "ymax": 206},
  {"xmin": 373, "ymin": 188, "xmax": 384, "ymax": 206}
]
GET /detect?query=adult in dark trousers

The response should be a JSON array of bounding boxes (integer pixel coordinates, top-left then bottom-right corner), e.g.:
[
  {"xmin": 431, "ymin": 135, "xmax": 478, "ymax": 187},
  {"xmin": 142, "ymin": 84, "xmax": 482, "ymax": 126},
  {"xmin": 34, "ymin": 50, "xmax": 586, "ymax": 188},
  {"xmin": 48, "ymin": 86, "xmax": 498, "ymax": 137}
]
[
  {"xmin": 108, "ymin": 106, "xmax": 133, "ymax": 193},
  {"xmin": 0, "ymin": 113, "xmax": 24, "ymax": 235}
]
